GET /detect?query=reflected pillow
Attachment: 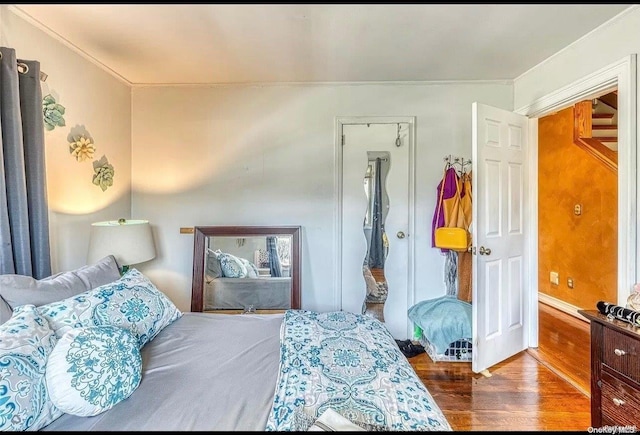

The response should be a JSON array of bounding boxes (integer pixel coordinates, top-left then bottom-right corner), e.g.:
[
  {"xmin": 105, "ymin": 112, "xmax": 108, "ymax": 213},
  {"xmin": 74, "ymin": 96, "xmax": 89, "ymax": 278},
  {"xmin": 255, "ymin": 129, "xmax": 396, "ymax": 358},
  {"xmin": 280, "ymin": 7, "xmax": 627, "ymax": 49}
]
[
  {"xmin": 46, "ymin": 325, "xmax": 142, "ymax": 417},
  {"xmin": 240, "ymin": 258, "xmax": 259, "ymax": 278},
  {"xmin": 206, "ymin": 249, "xmax": 223, "ymax": 279},
  {"xmin": 218, "ymin": 252, "xmax": 248, "ymax": 278},
  {"xmin": 0, "ymin": 305, "xmax": 62, "ymax": 431},
  {"xmin": 37, "ymin": 268, "xmax": 182, "ymax": 348}
]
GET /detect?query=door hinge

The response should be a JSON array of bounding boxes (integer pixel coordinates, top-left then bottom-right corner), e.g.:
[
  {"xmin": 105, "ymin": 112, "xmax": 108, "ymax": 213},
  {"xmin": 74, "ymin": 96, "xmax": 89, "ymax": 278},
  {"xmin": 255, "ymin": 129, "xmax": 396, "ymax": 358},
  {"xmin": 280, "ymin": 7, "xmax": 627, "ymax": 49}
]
[{"xmin": 341, "ymin": 134, "xmax": 345, "ymax": 146}]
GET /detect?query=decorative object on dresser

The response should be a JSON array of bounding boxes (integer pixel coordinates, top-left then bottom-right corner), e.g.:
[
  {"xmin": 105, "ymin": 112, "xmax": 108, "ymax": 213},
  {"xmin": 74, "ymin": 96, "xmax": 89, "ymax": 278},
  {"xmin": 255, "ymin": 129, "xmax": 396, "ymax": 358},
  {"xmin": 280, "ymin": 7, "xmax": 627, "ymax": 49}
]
[
  {"xmin": 579, "ymin": 309, "xmax": 640, "ymax": 427},
  {"xmin": 87, "ymin": 218, "xmax": 156, "ymax": 274},
  {"xmin": 191, "ymin": 226, "xmax": 301, "ymax": 313}
]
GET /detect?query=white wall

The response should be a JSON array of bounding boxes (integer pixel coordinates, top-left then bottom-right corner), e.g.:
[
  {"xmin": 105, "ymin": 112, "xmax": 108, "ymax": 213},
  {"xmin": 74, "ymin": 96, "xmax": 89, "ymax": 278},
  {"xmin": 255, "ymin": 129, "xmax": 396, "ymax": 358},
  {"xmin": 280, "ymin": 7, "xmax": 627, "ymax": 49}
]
[
  {"xmin": 131, "ymin": 83, "xmax": 513, "ymax": 327},
  {"xmin": 514, "ymin": 6, "xmax": 639, "ymax": 109},
  {"xmin": 1, "ymin": 7, "xmax": 132, "ymax": 273}
]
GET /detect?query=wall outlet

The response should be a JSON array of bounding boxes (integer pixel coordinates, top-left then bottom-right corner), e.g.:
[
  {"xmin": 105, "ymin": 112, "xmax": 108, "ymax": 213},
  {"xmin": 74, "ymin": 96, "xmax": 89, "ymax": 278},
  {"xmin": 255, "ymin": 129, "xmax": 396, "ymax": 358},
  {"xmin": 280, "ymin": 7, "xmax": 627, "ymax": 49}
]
[
  {"xmin": 567, "ymin": 278, "xmax": 574, "ymax": 289},
  {"xmin": 550, "ymin": 271, "xmax": 559, "ymax": 285}
]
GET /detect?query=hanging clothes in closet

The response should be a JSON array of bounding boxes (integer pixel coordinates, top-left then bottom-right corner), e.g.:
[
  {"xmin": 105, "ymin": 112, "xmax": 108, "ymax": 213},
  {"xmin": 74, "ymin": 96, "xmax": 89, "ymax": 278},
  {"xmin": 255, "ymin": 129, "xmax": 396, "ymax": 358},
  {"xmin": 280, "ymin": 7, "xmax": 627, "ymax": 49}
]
[
  {"xmin": 431, "ymin": 158, "xmax": 472, "ymax": 300},
  {"xmin": 456, "ymin": 170, "xmax": 472, "ymax": 303}
]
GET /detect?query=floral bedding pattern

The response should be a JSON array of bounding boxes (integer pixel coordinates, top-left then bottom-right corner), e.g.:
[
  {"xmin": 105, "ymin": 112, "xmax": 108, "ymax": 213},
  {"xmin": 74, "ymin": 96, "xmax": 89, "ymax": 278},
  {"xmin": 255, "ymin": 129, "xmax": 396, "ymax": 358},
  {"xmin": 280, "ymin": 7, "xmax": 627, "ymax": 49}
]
[{"xmin": 265, "ymin": 310, "xmax": 452, "ymax": 431}]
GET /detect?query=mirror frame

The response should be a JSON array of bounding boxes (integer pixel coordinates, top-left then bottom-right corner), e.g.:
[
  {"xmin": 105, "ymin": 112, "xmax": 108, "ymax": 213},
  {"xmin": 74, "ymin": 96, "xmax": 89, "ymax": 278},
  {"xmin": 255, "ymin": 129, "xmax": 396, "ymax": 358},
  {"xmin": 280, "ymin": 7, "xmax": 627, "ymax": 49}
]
[{"xmin": 191, "ymin": 225, "xmax": 301, "ymax": 312}]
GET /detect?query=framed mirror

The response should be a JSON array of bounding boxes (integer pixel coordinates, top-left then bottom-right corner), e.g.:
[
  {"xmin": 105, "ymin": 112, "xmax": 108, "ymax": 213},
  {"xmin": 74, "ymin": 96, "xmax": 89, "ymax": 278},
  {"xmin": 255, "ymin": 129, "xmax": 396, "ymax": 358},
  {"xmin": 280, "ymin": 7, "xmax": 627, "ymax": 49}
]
[{"xmin": 191, "ymin": 226, "xmax": 301, "ymax": 313}]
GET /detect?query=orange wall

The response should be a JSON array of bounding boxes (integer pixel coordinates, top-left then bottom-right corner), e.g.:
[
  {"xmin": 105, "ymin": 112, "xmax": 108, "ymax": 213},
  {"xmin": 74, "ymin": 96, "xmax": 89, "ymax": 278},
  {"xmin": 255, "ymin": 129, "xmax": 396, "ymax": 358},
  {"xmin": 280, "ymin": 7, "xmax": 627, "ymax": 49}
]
[{"xmin": 538, "ymin": 106, "xmax": 617, "ymax": 309}]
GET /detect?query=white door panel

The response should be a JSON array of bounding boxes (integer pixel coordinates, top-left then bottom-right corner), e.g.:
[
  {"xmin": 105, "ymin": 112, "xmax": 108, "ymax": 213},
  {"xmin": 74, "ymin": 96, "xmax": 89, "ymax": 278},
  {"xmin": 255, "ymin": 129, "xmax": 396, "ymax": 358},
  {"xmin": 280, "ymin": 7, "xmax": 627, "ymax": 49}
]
[{"xmin": 472, "ymin": 102, "xmax": 529, "ymax": 373}]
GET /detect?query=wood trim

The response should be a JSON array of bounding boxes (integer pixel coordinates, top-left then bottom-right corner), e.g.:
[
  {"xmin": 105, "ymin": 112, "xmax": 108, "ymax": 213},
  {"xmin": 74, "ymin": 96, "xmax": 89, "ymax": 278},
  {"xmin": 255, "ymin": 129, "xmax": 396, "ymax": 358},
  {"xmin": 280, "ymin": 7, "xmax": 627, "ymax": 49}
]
[
  {"xmin": 574, "ymin": 137, "xmax": 618, "ymax": 172},
  {"xmin": 599, "ymin": 92, "xmax": 618, "ymax": 110},
  {"xmin": 593, "ymin": 113, "xmax": 615, "ymax": 119},
  {"xmin": 574, "ymin": 100, "xmax": 593, "ymax": 139},
  {"xmin": 573, "ymin": 100, "xmax": 617, "ymax": 172},
  {"xmin": 538, "ymin": 292, "xmax": 587, "ymax": 322},
  {"xmin": 190, "ymin": 225, "xmax": 301, "ymax": 312}
]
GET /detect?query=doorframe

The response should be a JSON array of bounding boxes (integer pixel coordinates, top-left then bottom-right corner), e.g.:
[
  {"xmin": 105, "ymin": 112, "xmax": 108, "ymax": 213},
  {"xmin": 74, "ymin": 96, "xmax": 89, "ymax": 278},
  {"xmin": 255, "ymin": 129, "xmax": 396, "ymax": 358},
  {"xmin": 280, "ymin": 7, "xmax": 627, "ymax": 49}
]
[
  {"xmin": 515, "ymin": 54, "xmax": 637, "ymax": 347},
  {"xmin": 334, "ymin": 116, "xmax": 416, "ymax": 335}
]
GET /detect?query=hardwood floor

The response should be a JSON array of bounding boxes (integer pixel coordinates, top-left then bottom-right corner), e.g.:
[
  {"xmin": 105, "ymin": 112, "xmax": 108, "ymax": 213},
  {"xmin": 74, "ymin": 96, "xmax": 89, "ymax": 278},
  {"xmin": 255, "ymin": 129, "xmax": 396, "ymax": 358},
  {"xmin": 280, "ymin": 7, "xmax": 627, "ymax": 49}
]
[{"xmin": 408, "ymin": 303, "xmax": 592, "ymax": 431}]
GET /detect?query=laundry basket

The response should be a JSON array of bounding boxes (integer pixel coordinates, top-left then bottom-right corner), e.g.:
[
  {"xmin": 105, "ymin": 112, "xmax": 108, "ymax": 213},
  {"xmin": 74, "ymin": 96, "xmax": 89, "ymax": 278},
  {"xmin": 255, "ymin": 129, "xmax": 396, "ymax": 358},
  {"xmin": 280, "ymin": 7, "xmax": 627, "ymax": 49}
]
[{"xmin": 408, "ymin": 296, "xmax": 472, "ymax": 363}]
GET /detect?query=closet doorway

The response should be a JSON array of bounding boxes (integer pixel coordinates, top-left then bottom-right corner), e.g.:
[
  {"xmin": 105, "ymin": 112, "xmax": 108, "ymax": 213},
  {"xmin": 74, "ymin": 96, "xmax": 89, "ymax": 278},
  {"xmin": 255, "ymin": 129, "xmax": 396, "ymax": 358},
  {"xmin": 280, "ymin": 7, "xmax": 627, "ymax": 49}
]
[{"xmin": 336, "ymin": 116, "xmax": 416, "ymax": 340}]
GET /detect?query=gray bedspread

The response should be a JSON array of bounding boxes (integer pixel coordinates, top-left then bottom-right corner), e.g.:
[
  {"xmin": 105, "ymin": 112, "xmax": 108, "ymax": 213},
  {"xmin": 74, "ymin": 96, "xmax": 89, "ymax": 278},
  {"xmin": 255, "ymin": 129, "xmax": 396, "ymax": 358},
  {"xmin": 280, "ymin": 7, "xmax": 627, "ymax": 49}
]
[
  {"xmin": 42, "ymin": 312, "xmax": 284, "ymax": 431},
  {"xmin": 205, "ymin": 277, "xmax": 291, "ymax": 310}
]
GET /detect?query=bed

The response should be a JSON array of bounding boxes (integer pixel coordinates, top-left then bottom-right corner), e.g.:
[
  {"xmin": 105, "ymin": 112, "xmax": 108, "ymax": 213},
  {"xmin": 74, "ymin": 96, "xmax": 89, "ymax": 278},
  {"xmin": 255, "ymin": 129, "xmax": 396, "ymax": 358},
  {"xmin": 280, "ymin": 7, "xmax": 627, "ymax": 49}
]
[{"xmin": 0, "ymin": 249, "xmax": 452, "ymax": 431}]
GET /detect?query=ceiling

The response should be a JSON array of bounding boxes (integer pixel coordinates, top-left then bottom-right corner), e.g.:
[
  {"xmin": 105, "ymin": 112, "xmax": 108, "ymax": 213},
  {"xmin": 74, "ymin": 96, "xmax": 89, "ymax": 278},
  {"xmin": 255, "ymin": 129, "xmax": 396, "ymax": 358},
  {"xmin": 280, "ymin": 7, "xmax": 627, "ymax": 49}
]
[{"xmin": 12, "ymin": 4, "xmax": 633, "ymax": 85}]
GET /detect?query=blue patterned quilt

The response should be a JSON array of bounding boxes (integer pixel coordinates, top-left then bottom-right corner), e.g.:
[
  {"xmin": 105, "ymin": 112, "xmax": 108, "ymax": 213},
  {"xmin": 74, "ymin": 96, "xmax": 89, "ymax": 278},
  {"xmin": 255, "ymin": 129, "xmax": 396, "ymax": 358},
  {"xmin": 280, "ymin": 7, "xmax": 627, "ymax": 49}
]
[{"xmin": 265, "ymin": 310, "xmax": 452, "ymax": 431}]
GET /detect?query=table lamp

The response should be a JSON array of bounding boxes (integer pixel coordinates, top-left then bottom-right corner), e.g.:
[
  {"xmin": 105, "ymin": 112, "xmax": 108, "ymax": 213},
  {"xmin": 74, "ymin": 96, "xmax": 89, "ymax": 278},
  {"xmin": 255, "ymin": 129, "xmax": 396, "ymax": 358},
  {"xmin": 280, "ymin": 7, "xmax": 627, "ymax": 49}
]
[{"xmin": 87, "ymin": 218, "xmax": 156, "ymax": 274}]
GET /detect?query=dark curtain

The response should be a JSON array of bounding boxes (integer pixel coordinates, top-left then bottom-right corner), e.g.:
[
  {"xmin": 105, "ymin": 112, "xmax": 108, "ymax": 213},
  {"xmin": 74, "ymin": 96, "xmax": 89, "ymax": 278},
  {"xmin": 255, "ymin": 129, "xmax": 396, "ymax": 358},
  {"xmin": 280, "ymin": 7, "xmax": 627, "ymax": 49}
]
[
  {"xmin": 367, "ymin": 157, "xmax": 385, "ymax": 269},
  {"xmin": 266, "ymin": 236, "xmax": 282, "ymax": 277},
  {"xmin": 0, "ymin": 47, "xmax": 51, "ymax": 278}
]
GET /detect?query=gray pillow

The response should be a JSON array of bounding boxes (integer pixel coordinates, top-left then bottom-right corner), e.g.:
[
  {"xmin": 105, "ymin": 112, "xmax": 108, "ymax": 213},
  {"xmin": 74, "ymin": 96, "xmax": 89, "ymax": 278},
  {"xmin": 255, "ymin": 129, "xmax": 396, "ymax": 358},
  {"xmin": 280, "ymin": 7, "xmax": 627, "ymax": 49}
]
[
  {"xmin": 0, "ymin": 255, "xmax": 121, "ymax": 321},
  {"xmin": 0, "ymin": 296, "xmax": 12, "ymax": 326},
  {"xmin": 206, "ymin": 249, "xmax": 222, "ymax": 279}
]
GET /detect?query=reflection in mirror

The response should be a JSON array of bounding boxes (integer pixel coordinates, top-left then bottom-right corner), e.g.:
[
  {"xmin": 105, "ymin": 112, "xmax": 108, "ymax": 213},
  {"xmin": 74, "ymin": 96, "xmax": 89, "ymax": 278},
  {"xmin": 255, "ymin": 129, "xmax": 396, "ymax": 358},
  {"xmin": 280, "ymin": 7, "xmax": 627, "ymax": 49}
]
[
  {"xmin": 204, "ymin": 235, "xmax": 292, "ymax": 311},
  {"xmin": 362, "ymin": 152, "xmax": 390, "ymax": 322},
  {"xmin": 191, "ymin": 226, "xmax": 300, "ymax": 313}
]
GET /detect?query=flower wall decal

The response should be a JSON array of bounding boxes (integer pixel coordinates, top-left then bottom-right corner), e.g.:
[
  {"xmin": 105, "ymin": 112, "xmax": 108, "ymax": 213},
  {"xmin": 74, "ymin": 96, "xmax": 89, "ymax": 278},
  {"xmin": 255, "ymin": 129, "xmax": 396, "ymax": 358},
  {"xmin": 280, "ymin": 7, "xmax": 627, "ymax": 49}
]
[
  {"xmin": 92, "ymin": 156, "xmax": 115, "ymax": 192},
  {"xmin": 68, "ymin": 135, "xmax": 96, "ymax": 162},
  {"xmin": 42, "ymin": 94, "xmax": 66, "ymax": 131}
]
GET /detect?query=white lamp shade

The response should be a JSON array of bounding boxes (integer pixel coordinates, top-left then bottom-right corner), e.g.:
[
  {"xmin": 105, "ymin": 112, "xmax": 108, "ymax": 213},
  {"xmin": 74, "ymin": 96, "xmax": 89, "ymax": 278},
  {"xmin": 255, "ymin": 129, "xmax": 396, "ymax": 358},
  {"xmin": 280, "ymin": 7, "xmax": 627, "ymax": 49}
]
[{"xmin": 87, "ymin": 219, "xmax": 156, "ymax": 266}]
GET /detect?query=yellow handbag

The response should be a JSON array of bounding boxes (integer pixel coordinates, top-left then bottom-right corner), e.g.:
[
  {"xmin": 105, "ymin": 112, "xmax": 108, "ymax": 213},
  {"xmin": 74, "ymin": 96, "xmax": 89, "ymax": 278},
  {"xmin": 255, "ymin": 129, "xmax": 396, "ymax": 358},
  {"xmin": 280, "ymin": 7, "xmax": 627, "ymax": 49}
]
[
  {"xmin": 434, "ymin": 227, "xmax": 468, "ymax": 251},
  {"xmin": 434, "ymin": 169, "xmax": 469, "ymax": 251}
]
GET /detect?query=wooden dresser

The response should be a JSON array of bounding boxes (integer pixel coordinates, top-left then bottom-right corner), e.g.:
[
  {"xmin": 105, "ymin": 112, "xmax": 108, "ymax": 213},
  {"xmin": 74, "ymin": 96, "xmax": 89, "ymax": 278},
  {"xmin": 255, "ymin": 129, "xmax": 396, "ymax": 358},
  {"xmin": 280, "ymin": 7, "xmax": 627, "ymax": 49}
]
[{"xmin": 579, "ymin": 310, "xmax": 640, "ymax": 427}]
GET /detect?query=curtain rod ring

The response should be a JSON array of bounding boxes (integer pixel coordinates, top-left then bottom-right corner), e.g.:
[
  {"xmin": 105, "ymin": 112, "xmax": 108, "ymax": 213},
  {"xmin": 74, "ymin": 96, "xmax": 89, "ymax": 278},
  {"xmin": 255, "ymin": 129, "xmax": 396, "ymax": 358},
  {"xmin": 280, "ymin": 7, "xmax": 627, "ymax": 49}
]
[{"xmin": 17, "ymin": 62, "xmax": 29, "ymax": 74}]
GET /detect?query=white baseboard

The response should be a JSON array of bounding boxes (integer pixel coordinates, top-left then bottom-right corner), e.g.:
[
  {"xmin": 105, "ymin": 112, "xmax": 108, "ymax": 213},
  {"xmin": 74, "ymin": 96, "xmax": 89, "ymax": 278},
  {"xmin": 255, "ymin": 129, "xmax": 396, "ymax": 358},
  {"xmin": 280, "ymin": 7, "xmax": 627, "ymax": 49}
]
[{"xmin": 538, "ymin": 293, "xmax": 588, "ymax": 322}]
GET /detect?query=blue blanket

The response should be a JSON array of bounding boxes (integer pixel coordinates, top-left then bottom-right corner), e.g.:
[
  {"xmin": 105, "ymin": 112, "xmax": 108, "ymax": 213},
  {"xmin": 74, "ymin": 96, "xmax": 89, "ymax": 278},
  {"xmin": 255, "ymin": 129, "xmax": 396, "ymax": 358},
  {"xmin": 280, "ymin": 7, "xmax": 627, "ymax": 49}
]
[
  {"xmin": 408, "ymin": 296, "xmax": 472, "ymax": 354},
  {"xmin": 265, "ymin": 310, "xmax": 452, "ymax": 431}
]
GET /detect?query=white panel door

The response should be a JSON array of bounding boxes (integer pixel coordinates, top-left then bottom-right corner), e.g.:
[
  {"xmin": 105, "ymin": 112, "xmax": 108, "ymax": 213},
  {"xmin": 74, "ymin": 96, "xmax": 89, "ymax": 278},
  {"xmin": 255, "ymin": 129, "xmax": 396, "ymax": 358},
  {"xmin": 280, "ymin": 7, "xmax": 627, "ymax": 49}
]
[
  {"xmin": 341, "ymin": 123, "xmax": 409, "ymax": 339},
  {"xmin": 472, "ymin": 102, "xmax": 529, "ymax": 373}
]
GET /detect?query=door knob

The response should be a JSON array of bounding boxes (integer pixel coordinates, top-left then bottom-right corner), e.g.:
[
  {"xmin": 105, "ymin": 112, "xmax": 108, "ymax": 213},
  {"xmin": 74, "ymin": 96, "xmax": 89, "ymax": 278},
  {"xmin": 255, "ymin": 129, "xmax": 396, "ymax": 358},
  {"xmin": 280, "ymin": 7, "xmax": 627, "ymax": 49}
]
[
  {"xmin": 396, "ymin": 231, "xmax": 406, "ymax": 239},
  {"xmin": 478, "ymin": 246, "xmax": 492, "ymax": 256}
]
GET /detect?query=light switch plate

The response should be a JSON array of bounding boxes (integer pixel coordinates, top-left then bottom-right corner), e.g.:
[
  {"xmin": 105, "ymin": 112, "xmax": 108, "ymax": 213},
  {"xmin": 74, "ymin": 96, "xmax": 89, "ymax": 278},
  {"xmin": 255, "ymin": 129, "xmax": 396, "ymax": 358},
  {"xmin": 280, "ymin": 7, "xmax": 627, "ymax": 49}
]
[{"xmin": 550, "ymin": 271, "xmax": 559, "ymax": 285}]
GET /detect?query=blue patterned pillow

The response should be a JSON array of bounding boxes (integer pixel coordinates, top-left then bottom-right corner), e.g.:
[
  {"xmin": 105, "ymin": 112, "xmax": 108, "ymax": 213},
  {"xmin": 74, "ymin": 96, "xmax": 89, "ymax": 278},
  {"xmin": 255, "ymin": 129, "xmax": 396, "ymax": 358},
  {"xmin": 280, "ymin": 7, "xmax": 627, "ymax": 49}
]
[
  {"xmin": 37, "ymin": 268, "xmax": 182, "ymax": 348},
  {"xmin": 45, "ymin": 325, "xmax": 142, "ymax": 417},
  {"xmin": 0, "ymin": 305, "xmax": 62, "ymax": 430},
  {"xmin": 218, "ymin": 252, "xmax": 248, "ymax": 278}
]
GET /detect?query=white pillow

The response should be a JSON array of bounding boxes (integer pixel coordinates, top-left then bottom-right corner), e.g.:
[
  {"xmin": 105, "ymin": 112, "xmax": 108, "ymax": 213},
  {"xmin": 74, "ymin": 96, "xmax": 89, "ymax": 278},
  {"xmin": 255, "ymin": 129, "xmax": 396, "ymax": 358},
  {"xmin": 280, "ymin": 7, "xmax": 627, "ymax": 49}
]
[
  {"xmin": 46, "ymin": 325, "xmax": 142, "ymax": 417},
  {"xmin": 37, "ymin": 268, "xmax": 182, "ymax": 348},
  {"xmin": 240, "ymin": 258, "xmax": 259, "ymax": 278},
  {"xmin": 0, "ymin": 305, "xmax": 62, "ymax": 430}
]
